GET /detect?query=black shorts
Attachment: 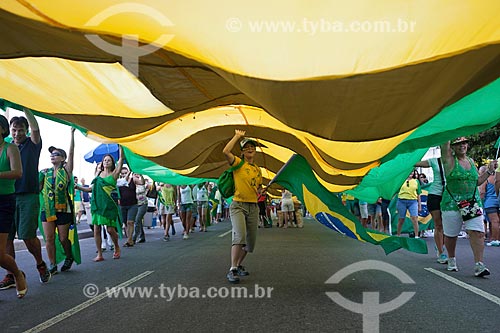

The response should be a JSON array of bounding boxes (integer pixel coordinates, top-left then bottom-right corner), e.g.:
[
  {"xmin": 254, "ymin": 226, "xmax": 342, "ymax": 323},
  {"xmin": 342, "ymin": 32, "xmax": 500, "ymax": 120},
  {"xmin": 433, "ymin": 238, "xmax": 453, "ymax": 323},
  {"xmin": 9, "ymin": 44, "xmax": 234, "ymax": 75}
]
[
  {"xmin": 427, "ymin": 194, "xmax": 442, "ymax": 212},
  {"xmin": 0, "ymin": 194, "xmax": 16, "ymax": 233},
  {"xmin": 41, "ymin": 211, "xmax": 74, "ymax": 225}
]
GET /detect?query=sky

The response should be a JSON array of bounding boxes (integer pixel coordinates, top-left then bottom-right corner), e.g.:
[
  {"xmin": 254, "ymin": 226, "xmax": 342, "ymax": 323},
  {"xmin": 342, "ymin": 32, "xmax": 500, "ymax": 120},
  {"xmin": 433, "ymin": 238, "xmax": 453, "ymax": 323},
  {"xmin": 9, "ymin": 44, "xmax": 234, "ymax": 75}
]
[{"xmin": 6, "ymin": 108, "xmax": 102, "ymax": 183}]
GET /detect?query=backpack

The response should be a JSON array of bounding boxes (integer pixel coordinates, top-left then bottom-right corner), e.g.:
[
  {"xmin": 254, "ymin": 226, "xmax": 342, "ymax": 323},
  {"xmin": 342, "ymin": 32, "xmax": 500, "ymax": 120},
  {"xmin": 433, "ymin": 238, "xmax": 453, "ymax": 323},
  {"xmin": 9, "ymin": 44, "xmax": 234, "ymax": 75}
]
[{"xmin": 217, "ymin": 158, "xmax": 245, "ymax": 198}]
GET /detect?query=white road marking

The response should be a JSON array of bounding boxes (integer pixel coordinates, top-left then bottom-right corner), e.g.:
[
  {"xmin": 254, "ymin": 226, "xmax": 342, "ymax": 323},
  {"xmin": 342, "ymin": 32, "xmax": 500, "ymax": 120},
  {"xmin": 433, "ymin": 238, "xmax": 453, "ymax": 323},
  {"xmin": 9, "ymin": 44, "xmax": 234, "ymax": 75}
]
[
  {"xmin": 425, "ymin": 268, "xmax": 500, "ymax": 306},
  {"xmin": 218, "ymin": 230, "xmax": 232, "ymax": 238},
  {"xmin": 24, "ymin": 270, "xmax": 154, "ymax": 333}
]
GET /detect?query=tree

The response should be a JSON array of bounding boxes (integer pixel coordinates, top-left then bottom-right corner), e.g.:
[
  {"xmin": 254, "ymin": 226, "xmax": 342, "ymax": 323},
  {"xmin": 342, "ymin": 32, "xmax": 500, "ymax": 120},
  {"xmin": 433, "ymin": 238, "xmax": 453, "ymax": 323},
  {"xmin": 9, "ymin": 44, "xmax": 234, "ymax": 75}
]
[{"xmin": 467, "ymin": 124, "xmax": 500, "ymax": 165}]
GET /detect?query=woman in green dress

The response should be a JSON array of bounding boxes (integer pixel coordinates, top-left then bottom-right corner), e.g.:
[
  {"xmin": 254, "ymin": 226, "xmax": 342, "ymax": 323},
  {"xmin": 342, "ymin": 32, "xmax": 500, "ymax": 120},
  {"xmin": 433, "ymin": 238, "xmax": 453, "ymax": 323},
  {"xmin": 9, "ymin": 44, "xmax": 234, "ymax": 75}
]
[{"xmin": 78, "ymin": 146, "xmax": 124, "ymax": 261}]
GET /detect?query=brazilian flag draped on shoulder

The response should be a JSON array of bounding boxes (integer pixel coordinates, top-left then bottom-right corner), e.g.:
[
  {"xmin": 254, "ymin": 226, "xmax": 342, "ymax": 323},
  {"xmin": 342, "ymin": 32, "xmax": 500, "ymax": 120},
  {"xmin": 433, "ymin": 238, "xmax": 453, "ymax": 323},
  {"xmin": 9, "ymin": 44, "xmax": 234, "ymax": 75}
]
[
  {"xmin": 38, "ymin": 174, "xmax": 82, "ymax": 265},
  {"xmin": 270, "ymin": 154, "xmax": 427, "ymax": 255}
]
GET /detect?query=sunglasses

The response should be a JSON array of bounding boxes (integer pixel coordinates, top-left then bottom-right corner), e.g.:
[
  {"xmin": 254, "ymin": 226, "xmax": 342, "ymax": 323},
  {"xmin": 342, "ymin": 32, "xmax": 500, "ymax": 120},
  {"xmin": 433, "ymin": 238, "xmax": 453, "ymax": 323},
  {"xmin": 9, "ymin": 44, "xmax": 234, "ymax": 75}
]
[{"xmin": 50, "ymin": 152, "xmax": 62, "ymax": 157}]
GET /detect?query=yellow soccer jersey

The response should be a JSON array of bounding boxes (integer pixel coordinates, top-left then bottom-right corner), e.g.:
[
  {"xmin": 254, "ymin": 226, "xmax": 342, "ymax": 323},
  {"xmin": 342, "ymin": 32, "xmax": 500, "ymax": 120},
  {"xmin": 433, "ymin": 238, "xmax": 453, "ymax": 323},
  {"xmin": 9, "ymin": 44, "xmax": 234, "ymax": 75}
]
[{"xmin": 231, "ymin": 156, "xmax": 262, "ymax": 203}]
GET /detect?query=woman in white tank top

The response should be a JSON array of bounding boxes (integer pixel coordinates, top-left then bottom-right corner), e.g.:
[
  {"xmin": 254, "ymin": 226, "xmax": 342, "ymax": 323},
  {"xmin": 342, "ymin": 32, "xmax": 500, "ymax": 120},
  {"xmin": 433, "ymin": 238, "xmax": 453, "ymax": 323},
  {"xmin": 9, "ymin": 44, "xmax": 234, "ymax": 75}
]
[{"xmin": 178, "ymin": 185, "xmax": 194, "ymax": 239}]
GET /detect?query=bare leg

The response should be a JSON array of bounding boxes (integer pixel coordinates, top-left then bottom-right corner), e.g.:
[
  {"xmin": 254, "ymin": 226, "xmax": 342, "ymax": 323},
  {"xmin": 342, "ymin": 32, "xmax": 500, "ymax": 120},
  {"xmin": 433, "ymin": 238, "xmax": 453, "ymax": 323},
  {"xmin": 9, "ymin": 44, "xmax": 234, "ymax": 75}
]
[
  {"xmin": 410, "ymin": 216, "xmax": 419, "ymax": 237},
  {"xmin": 430, "ymin": 210, "xmax": 445, "ymax": 254},
  {"xmin": 166, "ymin": 214, "xmax": 173, "ymax": 236},
  {"xmin": 397, "ymin": 218, "xmax": 405, "ymax": 236},
  {"xmin": 56, "ymin": 224, "xmax": 72, "ymax": 258},
  {"xmin": 488, "ymin": 212, "xmax": 500, "ymax": 241},
  {"xmin": 0, "ymin": 235, "xmax": 27, "ymax": 294},
  {"xmin": 186, "ymin": 211, "xmax": 193, "ymax": 233},
  {"xmin": 107, "ymin": 226, "xmax": 120, "ymax": 257},
  {"xmin": 468, "ymin": 230, "xmax": 485, "ymax": 263},
  {"xmin": 231, "ymin": 245, "xmax": 247, "ymax": 268},
  {"xmin": 444, "ymin": 236, "xmax": 457, "ymax": 258},
  {"xmin": 180, "ymin": 211, "xmax": 187, "ymax": 233},
  {"xmin": 42, "ymin": 221, "xmax": 56, "ymax": 266},
  {"xmin": 93, "ymin": 225, "xmax": 104, "ymax": 260}
]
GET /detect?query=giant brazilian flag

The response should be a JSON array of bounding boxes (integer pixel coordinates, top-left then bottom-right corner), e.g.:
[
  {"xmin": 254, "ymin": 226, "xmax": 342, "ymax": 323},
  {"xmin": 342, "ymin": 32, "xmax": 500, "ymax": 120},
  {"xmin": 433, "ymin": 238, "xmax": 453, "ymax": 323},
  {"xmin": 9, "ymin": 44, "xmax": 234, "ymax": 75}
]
[{"xmin": 0, "ymin": 0, "xmax": 499, "ymax": 250}]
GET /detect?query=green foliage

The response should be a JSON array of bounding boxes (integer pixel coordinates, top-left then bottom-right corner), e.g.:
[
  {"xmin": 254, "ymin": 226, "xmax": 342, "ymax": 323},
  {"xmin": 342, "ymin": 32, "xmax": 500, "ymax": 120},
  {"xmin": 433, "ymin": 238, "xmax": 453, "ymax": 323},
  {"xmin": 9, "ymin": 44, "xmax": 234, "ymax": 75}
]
[{"xmin": 467, "ymin": 124, "xmax": 500, "ymax": 165}]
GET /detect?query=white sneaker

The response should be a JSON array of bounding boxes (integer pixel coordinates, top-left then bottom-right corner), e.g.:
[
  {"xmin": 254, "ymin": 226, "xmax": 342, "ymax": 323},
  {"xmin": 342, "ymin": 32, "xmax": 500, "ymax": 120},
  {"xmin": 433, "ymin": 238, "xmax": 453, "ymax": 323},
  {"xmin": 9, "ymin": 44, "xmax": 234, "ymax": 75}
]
[
  {"xmin": 183, "ymin": 233, "xmax": 189, "ymax": 240},
  {"xmin": 447, "ymin": 257, "xmax": 458, "ymax": 272},
  {"xmin": 474, "ymin": 262, "xmax": 490, "ymax": 277},
  {"xmin": 437, "ymin": 253, "xmax": 448, "ymax": 264},
  {"xmin": 486, "ymin": 240, "xmax": 500, "ymax": 247}
]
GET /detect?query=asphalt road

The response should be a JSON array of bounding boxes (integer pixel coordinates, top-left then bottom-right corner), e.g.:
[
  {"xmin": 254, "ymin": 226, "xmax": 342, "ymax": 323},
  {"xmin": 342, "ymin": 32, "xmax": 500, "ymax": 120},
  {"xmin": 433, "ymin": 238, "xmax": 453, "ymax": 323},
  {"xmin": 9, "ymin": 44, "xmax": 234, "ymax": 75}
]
[{"xmin": 1, "ymin": 217, "xmax": 500, "ymax": 332}]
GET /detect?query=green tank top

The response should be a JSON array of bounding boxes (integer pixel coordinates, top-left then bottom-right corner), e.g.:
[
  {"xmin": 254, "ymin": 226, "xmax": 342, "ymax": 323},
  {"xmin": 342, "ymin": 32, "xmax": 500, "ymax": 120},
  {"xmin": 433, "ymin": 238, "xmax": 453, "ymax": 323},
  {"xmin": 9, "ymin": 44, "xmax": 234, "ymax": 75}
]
[
  {"xmin": 0, "ymin": 142, "xmax": 15, "ymax": 195},
  {"xmin": 441, "ymin": 156, "xmax": 481, "ymax": 211},
  {"xmin": 161, "ymin": 186, "xmax": 175, "ymax": 205}
]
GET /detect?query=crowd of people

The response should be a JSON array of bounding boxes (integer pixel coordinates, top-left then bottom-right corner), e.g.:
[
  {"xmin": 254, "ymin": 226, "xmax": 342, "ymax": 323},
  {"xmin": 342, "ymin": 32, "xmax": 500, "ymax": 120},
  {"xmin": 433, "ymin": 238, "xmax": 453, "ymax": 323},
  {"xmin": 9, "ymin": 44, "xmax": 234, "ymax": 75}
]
[
  {"xmin": 0, "ymin": 112, "xmax": 261, "ymax": 299},
  {"xmin": 343, "ymin": 137, "xmax": 497, "ymax": 277},
  {"xmin": 0, "ymin": 111, "xmax": 496, "ymax": 299}
]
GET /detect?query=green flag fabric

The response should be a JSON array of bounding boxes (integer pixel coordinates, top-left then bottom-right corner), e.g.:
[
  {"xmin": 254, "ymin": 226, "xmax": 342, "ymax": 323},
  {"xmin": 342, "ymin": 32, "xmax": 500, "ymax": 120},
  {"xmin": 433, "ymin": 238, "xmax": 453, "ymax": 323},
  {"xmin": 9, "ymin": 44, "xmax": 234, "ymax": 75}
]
[
  {"xmin": 270, "ymin": 154, "xmax": 428, "ymax": 255},
  {"xmin": 122, "ymin": 147, "xmax": 214, "ymax": 185},
  {"xmin": 494, "ymin": 136, "xmax": 500, "ymax": 149}
]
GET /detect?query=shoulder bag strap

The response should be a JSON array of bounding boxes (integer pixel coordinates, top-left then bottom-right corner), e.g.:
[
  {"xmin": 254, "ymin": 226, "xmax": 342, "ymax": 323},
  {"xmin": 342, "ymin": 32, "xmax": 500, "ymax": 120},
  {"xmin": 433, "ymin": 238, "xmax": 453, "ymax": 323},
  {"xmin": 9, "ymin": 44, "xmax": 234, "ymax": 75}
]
[
  {"xmin": 229, "ymin": 158, "xmax": 245, "ymax": 172},
  {"xmin": 446, "ymin": 184, "xmax": 477, "ymax": 203},
  {"xmin": 437, "ymin": 157, "xmax": 445, "ymax": 187},
  {"xmin": 445, "ymin": 185, "xmax": 458, "ymax": 203}
]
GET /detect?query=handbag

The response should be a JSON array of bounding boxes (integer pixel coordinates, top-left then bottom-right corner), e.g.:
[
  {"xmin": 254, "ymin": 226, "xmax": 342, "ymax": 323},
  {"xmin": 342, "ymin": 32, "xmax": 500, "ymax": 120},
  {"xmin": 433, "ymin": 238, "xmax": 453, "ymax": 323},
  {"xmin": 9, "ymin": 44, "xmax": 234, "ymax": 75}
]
[
  {"xmin": 217, "ymin": 158, "xmax": 245, "ymax": 198},
  {"xmin": 446, "ymin": 186, "xmax": 482, "ymax": 221}
]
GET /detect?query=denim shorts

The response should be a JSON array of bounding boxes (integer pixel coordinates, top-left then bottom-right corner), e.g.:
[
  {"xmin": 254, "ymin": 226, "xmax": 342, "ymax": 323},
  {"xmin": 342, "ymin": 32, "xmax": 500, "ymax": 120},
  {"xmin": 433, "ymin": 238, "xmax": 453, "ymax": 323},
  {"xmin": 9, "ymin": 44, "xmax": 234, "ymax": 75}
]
[
  {"xmin": 180, "ymin": 203, "xmax": 193, "ymax": 213},
  {"xmin": 121, "ymin": 204, "xmax": 138, "ymax": 222},
  {"xmin": 397, "ymin": 199, "xmax": 418, "ymax": 218}
]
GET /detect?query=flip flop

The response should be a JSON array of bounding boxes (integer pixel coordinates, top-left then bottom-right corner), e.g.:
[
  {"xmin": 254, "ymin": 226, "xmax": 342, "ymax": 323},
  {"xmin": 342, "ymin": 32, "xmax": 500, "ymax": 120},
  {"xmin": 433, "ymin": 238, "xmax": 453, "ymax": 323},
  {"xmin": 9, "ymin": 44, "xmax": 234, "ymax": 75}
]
[
  {"xmin": 93, "ymin": 256, "xmax": 104, "ymax": 262},
  {"xmin": 113, "ymin": 252, "xmax": 121, "ymax": 259}
]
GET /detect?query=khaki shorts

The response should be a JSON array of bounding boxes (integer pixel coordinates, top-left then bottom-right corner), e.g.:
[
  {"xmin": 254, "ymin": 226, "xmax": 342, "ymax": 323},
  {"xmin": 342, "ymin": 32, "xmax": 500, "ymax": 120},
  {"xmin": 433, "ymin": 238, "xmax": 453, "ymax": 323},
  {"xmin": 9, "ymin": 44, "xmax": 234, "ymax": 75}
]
[
  {"xmin": 281, "ymin": 199, "xmax": 294, "ymax": 212},
  {"xmin": 230, "ymin": 201, "xmax": 259, "ymax": 253}
]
